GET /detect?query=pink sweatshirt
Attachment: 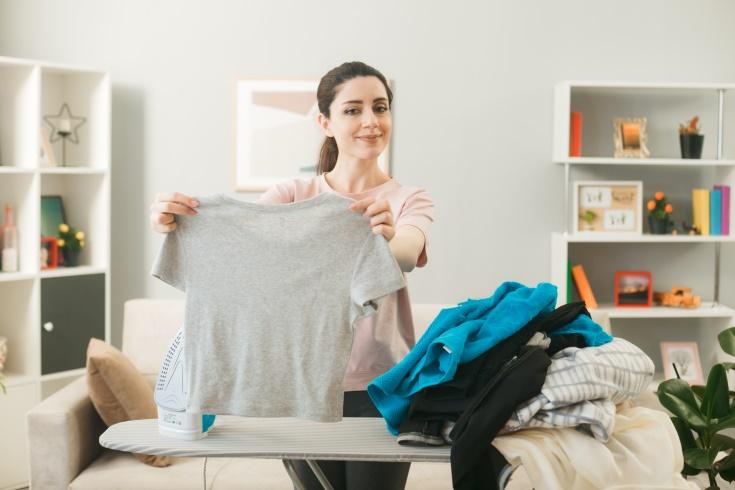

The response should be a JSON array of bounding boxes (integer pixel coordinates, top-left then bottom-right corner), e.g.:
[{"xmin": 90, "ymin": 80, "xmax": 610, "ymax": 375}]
[{"xmin": 258, "ymin": 173, "xmax": 435, "ymax": 391}]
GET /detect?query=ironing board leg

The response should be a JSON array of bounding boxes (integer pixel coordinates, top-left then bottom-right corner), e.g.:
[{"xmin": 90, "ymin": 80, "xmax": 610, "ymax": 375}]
[
  {"xmin": 306, "ymin": 459, "xmax": 334, "ymax": 490},
  {"xmin": 282, "ymin": 459, "xmax": 308, "ymax": 490}
]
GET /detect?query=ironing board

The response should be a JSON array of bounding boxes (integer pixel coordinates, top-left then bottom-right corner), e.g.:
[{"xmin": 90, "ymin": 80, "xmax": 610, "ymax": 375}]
[{"xmin": 100, "ymin": 415, "xmax": 451, "ymax": 490}]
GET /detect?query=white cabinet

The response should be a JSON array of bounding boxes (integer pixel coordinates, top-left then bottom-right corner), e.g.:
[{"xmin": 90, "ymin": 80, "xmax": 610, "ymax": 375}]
[
  {"xmin": 550, "ymin": 81, "xmax": 735, "ymax": 376},
  {"xmin": 0, "ymin": 56, "xmax": 110, "ymax": 489}
]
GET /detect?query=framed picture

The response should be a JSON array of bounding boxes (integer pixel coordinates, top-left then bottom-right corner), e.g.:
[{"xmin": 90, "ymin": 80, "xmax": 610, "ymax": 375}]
[
  {"xmin": 40, "ymin": 126, "xmax": 57, "ymax": 167},
  {"xmin": 614, "ymin": 271, "xmax": 653, "ymax": 307},
  {"xmin": 40, "ymin": 236, "xmax": 59, "ymax": 270},
  {"xmin": 573, "ymin": 181, "xmax": 643, "ymax": 234},
  {"xmin": 234, "ymin": 79, "xmax": 391, "ymax": 192},
  {"xmin": 613, "ymin": 117, "xmax": 650, "ymax": 158},
  {"xmin": 660, "ymin": 341, "xmax": 704, "ymax": 385},
  {"xmin": 41, "ymin": 195, "xmax": 67, "ymax": 238}
]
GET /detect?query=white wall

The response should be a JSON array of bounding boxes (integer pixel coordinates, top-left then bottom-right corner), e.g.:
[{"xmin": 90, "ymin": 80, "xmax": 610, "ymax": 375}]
[{"xmin": 1, "ymin": 0, "xmax": 735, "ymax": 363}]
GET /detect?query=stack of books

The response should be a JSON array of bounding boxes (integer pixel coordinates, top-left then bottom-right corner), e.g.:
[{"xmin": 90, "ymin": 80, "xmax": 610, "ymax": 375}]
[{"xmin": 692, "ymin": 185, "xmax": 730, "ymax": 236}]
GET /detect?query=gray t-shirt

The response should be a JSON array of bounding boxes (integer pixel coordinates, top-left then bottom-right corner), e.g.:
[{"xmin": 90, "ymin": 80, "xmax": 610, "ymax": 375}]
[{"xmin": 151, "ymin": 191, "xmax": 406, "ymax": 422}]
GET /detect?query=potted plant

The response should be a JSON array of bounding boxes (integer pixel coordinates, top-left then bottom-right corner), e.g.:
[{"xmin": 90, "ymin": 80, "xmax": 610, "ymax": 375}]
[
  {"xmin": 658, "ymin": 327, "xmax": 735, "ymax": 489},
  {"xmin": 56, "ymin": 223, "xmax": 86, "ymax": 267},
  {"xmin": 680, "ymin": 116, "xmax": 704, "ymax": 159},
  {"xmin": 647, "ymin": 191, "xmax": 673, "ymax": 234}
]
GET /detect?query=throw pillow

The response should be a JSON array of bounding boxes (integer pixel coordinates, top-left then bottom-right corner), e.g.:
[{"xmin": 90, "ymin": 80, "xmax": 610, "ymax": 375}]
[{"xmin": 86, "ymin": 338, "xmax": 171, "ymax": 467}]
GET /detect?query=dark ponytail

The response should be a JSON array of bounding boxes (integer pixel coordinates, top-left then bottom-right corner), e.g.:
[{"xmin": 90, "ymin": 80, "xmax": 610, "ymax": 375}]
[{"xmin": 316, "ymin": 61, "xmax": 393, "ymax": 175}]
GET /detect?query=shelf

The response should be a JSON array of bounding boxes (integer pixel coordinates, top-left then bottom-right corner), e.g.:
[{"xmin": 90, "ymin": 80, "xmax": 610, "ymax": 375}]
[
  {"xmin": 40, "ymin": 167, "xmax": 107, "ymax": 175},
  {"xmin": 40, "ymin": 367, "xmax": 86, "ymax": 382},
  {"xmin": 555, "ymin": 157, "xmax": 735, "ymax": 166},
  {"xmin": 39, "ymin": 265, "xmax": 106, "ymax": 278},
  {"xmin": 0, "ymin": 167, "xmax": 36, "ymax": 174},
  {"xmin": 557, "ymin": 232, "xmax": 735, "ymax": 243},
  {"xmin": 595, "ymin": 302, "xmax": 735, "ymax": 319},
  {"xmin": 1, "ymin": 373, "xmax": 37, "ymax": 388},
  {"xmin": 0, "ymin": 272, "xmax": 36, "ymax": 282}
]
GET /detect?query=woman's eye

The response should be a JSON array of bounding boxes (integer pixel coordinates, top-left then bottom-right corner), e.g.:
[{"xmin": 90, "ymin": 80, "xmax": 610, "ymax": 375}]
[
  {"xmin": 375, "ymin": 106, "xmax": 389, "ymax": 113},
  {"xmin": 345, "ymin": 108, "xmax": 359, "ymax": 115}
]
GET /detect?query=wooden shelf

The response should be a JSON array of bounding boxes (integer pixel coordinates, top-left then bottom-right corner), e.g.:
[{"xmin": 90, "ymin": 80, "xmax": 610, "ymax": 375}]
[
  {"xmin": 555, "ymin": 157, "xmax": 735, "ymax": 166},
  {"xmin": 556, "ymin": 231, "xmax": 735, "ymax": 243},
  {"xmin": 595, "ymin": 302, "xmax": 735, "ymax": 319}
]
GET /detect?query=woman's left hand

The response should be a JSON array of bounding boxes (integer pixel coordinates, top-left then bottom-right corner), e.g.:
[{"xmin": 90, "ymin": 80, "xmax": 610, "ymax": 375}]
[{"xmin": 349, "ymin": 197, "xmax": 395, "ymax": 241}]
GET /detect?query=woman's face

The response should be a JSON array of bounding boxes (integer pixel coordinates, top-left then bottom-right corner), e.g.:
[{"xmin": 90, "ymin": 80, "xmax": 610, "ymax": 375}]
[{"xmin": 319, "ymin": 76, "xmax": 392, "ymax": 163}]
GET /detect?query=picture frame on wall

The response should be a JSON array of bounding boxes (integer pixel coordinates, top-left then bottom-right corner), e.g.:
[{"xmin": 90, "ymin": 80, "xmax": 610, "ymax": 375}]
[
  {"xmin": 614, "ymin": 270, "xmax": 653, "ymax": 307},
  {"xmin": 234, "ymin": 79, "xmax": 391, "ymax": 192},
  {"xmin": 573, "ymin": 180, "xmax": 643, "ymax": 235},
  {"xmin": 613, "ymin": 117, "xmax": 650, "ymax": 158},
  {"xmin": 660, "ymin": 341, "xmax": 704, "ymax": 385}
]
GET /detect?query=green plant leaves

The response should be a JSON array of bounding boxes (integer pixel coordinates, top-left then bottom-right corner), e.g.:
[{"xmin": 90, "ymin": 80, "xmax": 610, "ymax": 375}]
[
  {"xmin": 671, "ymin": 417, "xmax": 701, "ymax": 476},
  {"xmin": 658, "ymin": 379, "xmax": 707, "ymax": 428},
  {"xmin": 702, "ymin": 365, "xmax": 731, "ymax": 419},
  {"xmin": 684, "ymin": 447, "xmax": 719, "ymax": 470},
  {"xmin": 718, "ymin": 328, "xmax": 735, "ymax": 357}
]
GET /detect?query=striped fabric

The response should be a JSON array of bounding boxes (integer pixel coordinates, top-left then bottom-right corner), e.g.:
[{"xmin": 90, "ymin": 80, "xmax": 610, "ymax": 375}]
[{"xmin": 501, "ymin": 337, "xmax": 654, "ymax": 442}]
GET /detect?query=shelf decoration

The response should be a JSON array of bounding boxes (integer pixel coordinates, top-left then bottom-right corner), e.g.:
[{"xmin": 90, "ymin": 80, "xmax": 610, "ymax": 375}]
[
  {"xmin": 43, "ymin": 103, "xmax": 86, "ymax": 166},
  {"xmin": 571, "ymin": 264, "xmax": 598, "ymax": 309},
  {"xmin": 40, "ymin": 236, "xmax": 59, "ymax": 270},
  {"xmin": 613, "ymin": 117, "xmax": 650, "ymax": 158},
  {"xmin": 39, "ymin": 127, "xmax": 57, "ymax": 167},
  {"xmin": 56, "ymin": 223, "xmax": 85, "ymax": 267},
  {"xmin": 679, "ymin": 116, "xmax": 703, "ymax": 159},
  {"xmin": 646, "ymin": 191, "xmax": 673, "ymax": 234},
  {"xmin": 569, "ymin": 112, "xmax": 582, "ymax": 157},
  {"xmin": 614, "ymin": 271, "xmax": 653, "ymax": 307},
  {"xmin": 654, "ymin": 286, "xmax": 701, "ymax": 309},
  {"xmin": 574, "ymin": 181, "xmax": 643, "ymax": 234},
  {"xmin": 660, "ymin": 341, "xmax": 704, "ymax": 385}
]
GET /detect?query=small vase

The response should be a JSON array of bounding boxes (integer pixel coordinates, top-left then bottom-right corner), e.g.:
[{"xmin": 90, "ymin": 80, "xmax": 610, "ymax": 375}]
[
  {"xmin": 649, "ymin": 216, "xmax": 670, "ymax": 235},
  {"xmin": 63, "ymin": 249, "xmax": 80, "ymax": 267},
  {"xmin": 680, "ymin": 134, "xmax": 704, "ymax": 159}
]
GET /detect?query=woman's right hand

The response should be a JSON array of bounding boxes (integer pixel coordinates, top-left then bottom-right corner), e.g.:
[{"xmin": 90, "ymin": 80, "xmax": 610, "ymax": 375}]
[{"xmin": 149, "ymin": 192, "xmax": 199, "ymax": 233}]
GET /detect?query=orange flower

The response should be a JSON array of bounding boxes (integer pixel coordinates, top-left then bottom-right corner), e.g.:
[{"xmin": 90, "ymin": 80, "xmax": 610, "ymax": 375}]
[
  {"xmin": 665, "ymin": 203, "xmax": 673, "ymax": 213},
  {"xmin": 647, "ymin": 200, "xmax": 656, "ymax": 211},
  {"xmin": 654, "ymin": 192, "xmax": 665, "ymax": 201}
]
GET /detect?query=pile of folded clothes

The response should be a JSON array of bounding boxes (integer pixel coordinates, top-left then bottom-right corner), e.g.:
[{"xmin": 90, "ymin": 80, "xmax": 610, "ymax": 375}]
[{"xmin": 367, "ymin": 281, "xmax": 662, "ymax": 490}]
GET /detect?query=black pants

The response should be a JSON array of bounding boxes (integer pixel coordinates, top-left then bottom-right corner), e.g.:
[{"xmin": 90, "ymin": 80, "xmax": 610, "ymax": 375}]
[{"xmin": 284, "ymin": 391, "xmax": 411, "ymax": 490}]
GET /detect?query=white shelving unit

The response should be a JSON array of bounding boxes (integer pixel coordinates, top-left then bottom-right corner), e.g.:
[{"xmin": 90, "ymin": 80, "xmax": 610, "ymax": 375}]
[
  {"xmin": 0, "ymin": 56, "xmax": 110, "ymax": 490},
  {"xmin": 550, "ymin": 81, "xmax": 735, "ymax": 378}
]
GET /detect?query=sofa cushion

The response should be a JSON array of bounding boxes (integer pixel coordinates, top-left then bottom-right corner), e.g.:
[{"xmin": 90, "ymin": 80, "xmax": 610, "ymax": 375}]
[{"xmin": 86, "ymin": 338, "xmax": 171, "ymax": 467}]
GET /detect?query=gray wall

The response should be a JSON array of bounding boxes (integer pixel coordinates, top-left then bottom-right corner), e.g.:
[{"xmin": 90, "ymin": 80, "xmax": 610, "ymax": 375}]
[{"xmin": 1, "ymin": 0, "xmax": 734, "ymax": 371}]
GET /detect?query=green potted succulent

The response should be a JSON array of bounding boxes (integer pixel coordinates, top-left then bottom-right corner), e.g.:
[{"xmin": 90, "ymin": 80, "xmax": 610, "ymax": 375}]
[
  {"xmin": 56, "ymin": 223, "xmax": 86, "ymax": 267},
  {"xmin": 658, "ymin": 327, "xmax": 735, "ymax": 489},
  {"xmin": 679, "ymin": 116, "xmax": 704, "ymax": 159}
]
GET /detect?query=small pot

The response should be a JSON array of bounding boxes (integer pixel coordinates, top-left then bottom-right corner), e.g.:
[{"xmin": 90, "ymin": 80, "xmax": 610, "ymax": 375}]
[
  {"xmin": 649, "ymin": 216, "xmax": 670, "ymax": 235},
  {"xmin": 63, "ymin": 249, "xmax": 80, "ymax": 267},
  {"xmin": 680, "ymin": 133, "xmax": 704, "ymax": 159}
]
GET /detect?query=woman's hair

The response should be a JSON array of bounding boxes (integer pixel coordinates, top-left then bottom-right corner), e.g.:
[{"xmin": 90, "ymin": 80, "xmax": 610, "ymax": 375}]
[{"xmin": 316, "ymin": 61, "xmax": 393, "ymax": 175}]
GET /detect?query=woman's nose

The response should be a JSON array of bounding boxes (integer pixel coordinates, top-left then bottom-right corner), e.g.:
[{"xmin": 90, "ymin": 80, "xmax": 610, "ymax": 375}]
[{"xmin": 362, "ymin": 109, "xmax": 378, "ymax": 126}]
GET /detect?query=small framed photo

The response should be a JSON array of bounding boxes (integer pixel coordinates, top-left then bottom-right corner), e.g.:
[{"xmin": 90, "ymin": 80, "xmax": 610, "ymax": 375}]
[
  {"xmin": 614, "ymin": 271, "xmax": 653, "ymax": 307},
  {"xmin": 573, "ymin": 181, "xmax": 643, "ymax": 234},
  {"xmin": 41, "ymin": 195, "xmax": 67, "ymax": 238},
  {"xmin": 40, "ymin": 236, "xmax": 59, "ymax": 270},
  {"xmin": 234, "ymin": 79, "xmax": 391, "ymax": 191},
  {"xmin": 660, "ymin": 341, "xmax": 704, "ymax": 385},
  {"xmin": 40, "ymin": 126, "xmax": 57, "ymax": 167},
  {"xmin": 613, "ymin": 117, "xmax": 650, "ymax": 158}
]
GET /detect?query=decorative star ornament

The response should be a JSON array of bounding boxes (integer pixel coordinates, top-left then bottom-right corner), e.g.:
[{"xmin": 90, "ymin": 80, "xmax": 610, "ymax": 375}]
[{"xmin": 44, "ymin": 103, "xmax": 86, "ymax": 144}]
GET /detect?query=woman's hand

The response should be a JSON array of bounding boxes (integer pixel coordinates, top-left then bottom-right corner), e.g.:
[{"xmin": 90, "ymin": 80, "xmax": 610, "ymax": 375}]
[
  {"xmin": 149, "ymin": 192, "xmax": 199, "ymax": 233},
  {"xmin": 349, "ymin": 197, "xmax": 395, "ymax": 241}
]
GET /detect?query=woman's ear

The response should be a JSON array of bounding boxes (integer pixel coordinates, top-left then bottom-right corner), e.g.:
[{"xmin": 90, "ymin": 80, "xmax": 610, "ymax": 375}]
[{"xmin": 317, "ymin": 112, "xmax": 334, "ymax": 138}]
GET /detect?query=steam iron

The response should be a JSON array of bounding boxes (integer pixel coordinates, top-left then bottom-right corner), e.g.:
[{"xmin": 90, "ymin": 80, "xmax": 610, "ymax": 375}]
[{"xmin": 155, "ymin": 327, "xmax": 216, "ymax": 439}]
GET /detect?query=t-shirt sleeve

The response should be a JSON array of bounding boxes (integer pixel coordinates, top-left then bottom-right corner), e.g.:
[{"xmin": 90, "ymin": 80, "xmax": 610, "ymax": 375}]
[
  {"xmin": 350, "ymin": 233, "xmax": 407, "ymax": 320},
  {"xmin": 258, "ymin": 181, "xmax": 295, "ymax": 204},
  {"xmin": 395, "ymin": 189, "xmax": 435, "ymax": 267},
  {"xmin": 150, "ymin": 228, "xmax": 187, "ymax": 292}
]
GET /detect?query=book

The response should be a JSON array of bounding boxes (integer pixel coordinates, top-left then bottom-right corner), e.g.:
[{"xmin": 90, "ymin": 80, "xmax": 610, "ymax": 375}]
[
  {"xmin": 711, "ymin": 188, "xmax": 722, "ymax": 235},
  {"xmin": 571, "ymin": 264, "xmax": 598, "ymax": 309},
  {"xmin": 692, "ymin": 188, "xmax": 710, "ymax": 236},
  {"xmin": 569, "ymin": 112, "xmax": 582, "ymax": 157},
  {"xmin": 714, "ymin": 184, "xmax": 730, "ymax": 235}
]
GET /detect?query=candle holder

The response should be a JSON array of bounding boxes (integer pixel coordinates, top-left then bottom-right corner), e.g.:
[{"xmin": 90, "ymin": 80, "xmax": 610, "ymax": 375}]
[{"xmin": 43, "ymin": 103, "xmax": 86, "ymax": 166}]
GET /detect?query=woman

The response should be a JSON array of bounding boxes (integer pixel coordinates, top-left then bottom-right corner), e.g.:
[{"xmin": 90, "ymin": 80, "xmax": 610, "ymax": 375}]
[{"xmin": 150, "ymin": 61, "xmax": 435, "ymax": 490}]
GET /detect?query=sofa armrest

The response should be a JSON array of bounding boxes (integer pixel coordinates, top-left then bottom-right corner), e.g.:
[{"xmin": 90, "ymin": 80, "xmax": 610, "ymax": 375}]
[{"xmin": 27, "ymin": 376, "xmax": 106, "ymax": 490}]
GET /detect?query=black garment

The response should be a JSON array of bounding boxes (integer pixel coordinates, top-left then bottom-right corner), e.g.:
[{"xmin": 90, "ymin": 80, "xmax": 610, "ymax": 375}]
[
  {"xmin": 285, "ymin": 390, "xmax": 410, "ymax": 490},
  {"xmin": 397, "ymin": 301, "xmax": 591, "ymax": 489},
  {"xmin": 450, "ymin": 346, "xmax": 550, "ymax": 490}
]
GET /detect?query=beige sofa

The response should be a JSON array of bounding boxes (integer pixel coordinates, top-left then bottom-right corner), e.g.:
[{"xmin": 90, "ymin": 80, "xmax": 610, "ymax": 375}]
[{"xmin": 27, "ymin": 299, "xmax": 626, "ymax": 490}]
